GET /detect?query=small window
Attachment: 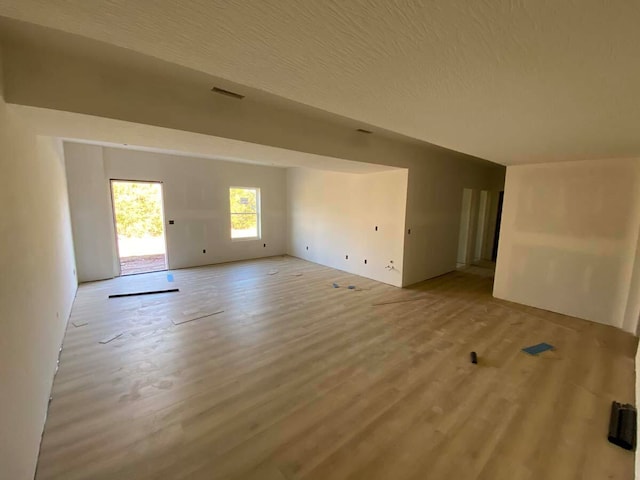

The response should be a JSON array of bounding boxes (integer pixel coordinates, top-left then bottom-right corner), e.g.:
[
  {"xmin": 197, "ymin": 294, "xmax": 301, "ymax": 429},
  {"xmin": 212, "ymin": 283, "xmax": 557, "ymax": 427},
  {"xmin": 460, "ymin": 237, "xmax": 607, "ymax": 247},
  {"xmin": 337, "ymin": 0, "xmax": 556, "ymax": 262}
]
[{"xmin": 230, "ymin": 187, "xmax": 261, "ymax": 239}]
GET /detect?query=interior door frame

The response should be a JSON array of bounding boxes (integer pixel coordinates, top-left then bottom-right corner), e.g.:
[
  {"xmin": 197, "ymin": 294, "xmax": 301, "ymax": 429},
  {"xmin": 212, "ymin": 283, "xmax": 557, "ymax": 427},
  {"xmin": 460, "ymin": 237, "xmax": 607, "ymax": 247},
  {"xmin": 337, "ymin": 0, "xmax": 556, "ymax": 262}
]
[{"xmin": 109, "ymin": 179, "xmax": 169, "ymax": 276}]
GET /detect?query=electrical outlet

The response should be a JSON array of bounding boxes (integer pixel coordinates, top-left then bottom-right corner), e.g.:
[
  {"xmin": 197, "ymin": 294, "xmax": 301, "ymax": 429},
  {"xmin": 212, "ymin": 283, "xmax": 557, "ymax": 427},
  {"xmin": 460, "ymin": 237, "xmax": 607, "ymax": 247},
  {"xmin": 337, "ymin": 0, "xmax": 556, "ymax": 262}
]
[
  {"xmin": 203, "ymin": 249, "xmax": 206, "ymax": 254},
  {"xmin": 263, "ymin": 243, "xmax": 266, "ymax": 247},
  {"xmin": 345, "ymin": 255, "xmax": 349, "ymax": 260},
  {"xmin": 364, "ymin": 259, "xmax": 368, "ymax": 264},
  {"xmin": 407, "ymin": 228, "xmax": 411, "ymax": 234},
  {"xmin": 375, "ymin": 226, "xmax": 378, "ymax": 231}
]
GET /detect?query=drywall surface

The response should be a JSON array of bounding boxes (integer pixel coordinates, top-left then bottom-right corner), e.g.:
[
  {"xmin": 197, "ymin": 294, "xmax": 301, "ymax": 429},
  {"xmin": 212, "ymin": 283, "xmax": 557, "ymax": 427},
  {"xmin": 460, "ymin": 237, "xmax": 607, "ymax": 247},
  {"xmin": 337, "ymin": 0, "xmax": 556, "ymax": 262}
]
[
  {"xmin": 474, "ymin": 191, "xmax": 489, "ymax": 261},
  {"xmin": 0, "ymin": 100, "xmax": 77, "ymax": 477},
  {"xmin": 623, "ymin": 223, "xmax": 640, "ymax": 335},
  {"xmin": 456, "ymin": 189, "xmax": 473, "ymax": 264},
  {"xmin": 2, "ymin": 38, "xmax": 496, "ymax": 173},
  {"xmin": 402, "ymin": 158, "xmax": 504, "ymax": 286},
  {"xmin": 2, "ymin": 3, "xmax": 640, "ymax": 165},
  {"xmin": 64, "ymin": 143, "xmax": 118, "ymax": 282},
  {"xmin": 457, "ymin": 189, "xmax": 500, "ymax": 266},
  {"xmin": 25, "ymin": 104, "xmax": 504, "ymax": 286},
  {"xmin": 64, "ymin": 143, "xmax": 287, "ymax": 280},
  {"xmin": 287, "ymin": 168, "xmax": 407, "ymax": 287},
  {"xmin": 494, "ymin": 158, "xmax": 640, "ymax": 332},
  {"xmin": 4, "ymin": 35, "xmax": 506, "ymax": 286}
]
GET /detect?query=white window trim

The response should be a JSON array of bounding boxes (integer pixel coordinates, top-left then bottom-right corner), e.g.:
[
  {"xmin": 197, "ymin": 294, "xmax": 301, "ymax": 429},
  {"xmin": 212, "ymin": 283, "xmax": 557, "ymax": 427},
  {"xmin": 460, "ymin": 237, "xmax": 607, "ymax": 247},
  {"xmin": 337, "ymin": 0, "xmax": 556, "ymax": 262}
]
[{"xmin": 229, "ymin": 186, "xmax": 261, "ymax": 241}]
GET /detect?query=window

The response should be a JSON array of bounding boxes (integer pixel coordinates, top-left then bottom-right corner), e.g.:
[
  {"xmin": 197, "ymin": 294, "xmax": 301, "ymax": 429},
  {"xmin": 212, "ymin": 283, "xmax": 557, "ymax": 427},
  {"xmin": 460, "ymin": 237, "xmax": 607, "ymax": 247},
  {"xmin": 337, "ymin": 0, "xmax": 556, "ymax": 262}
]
[{"xmin": 230, "ymin": 187, "xmax": 261, "ymax": 239}]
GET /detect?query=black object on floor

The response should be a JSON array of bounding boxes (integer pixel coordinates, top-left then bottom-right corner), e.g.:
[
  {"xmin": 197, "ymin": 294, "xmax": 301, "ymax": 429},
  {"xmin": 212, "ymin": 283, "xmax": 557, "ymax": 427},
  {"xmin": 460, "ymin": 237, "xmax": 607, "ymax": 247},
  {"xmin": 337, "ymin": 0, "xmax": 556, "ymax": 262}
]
[
  {"xmin": 108, "ymin": 288, "xmax": 180, "ymax": 298},
  {"xmin": 608, "ymin": 401, "xmax": 636, "ymax": 450},
  {"xmin": 470, "ymin": 352, "xmax": 478, "ymax": 364}
]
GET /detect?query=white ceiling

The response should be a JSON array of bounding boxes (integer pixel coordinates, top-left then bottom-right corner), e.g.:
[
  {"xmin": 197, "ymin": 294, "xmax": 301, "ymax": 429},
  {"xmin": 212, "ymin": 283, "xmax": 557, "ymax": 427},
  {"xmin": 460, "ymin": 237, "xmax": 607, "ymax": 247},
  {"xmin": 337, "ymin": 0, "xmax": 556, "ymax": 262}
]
[{"xmin": 1, "ymin": 1, "xmax": 639, "ymax": 165}]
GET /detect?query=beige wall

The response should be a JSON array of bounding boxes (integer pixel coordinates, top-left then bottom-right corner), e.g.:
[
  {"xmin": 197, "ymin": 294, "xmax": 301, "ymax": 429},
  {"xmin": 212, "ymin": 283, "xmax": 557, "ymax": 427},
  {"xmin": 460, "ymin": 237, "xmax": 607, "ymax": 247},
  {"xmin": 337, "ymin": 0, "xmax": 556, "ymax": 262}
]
[
  {"xmin": 287, "ymin": 168, "xmax": 408, "ymax": 287},
  {"xmin": 0, "ymin": 93, "xmax": 77, "ymax": 477},
  {"xmin": 64, "ymin": 143, "xmax": 288, "ymax": 281},
  {"xmin": 494, "ymin": 158, "xmax": 640, "ymax": 333}
]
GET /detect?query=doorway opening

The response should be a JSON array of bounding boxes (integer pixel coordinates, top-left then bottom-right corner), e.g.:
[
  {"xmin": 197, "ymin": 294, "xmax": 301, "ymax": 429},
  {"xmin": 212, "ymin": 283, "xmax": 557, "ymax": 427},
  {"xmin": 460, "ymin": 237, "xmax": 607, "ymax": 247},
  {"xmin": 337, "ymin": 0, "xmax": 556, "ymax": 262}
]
[
  {"xmin": 111, "ymin": 180, "xmax": 168, "ymax": 275},
  {"xmin": 456, "ymin": 188, "xmax": 474, "ymax": 267},
  {"xmin": 456, "ymin": 188, "xmax": 500, "ymax": 271}
]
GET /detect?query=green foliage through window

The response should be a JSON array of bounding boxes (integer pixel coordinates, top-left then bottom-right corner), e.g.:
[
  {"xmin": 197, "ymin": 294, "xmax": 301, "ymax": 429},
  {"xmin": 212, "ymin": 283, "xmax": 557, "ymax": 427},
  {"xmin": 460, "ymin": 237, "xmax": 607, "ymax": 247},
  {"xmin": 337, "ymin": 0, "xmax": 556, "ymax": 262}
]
[
  {"xmin": 230, "ymin": 187, "xmax": 260, "ymax": 238},
  {"xmin": 112, "ymin": 181, "xmax": 164, "ymax": 238}
]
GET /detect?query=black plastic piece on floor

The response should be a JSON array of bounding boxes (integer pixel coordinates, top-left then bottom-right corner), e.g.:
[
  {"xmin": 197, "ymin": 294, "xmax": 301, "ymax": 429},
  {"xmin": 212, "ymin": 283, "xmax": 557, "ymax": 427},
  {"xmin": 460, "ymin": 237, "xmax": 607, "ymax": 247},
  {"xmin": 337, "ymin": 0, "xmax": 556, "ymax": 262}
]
[
  {"xmin": 108, "ymin": 288, "xmax": 180, "ymax": 298},
  {"xmin": 608, "ymin": 401, "xmax": 637, "ymax": 451},
  {"xmin": 470, "ymin": 352, "xmax": 478, "ymax": 364}
]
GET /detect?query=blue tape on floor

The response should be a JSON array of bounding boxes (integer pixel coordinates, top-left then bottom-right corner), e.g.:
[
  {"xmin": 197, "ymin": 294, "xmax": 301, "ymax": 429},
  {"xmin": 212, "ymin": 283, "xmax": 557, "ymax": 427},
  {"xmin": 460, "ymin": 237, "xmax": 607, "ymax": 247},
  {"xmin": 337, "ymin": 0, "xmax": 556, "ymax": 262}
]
[
  {"xmin": 522, "ymin": 342, "xmax": 554, "ymax": 355},
  {"xmin": 167, "ymin": 273, "xmax": 174, "ymax": 282}
]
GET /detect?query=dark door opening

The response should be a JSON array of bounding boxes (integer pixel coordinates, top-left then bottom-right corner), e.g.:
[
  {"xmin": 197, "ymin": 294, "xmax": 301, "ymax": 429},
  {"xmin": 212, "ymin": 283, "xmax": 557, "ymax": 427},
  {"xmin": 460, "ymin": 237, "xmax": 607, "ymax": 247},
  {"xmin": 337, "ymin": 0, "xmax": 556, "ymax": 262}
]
[{"xmin": 111, "ymin": 180, "xmax": 168, "ymax": 275}]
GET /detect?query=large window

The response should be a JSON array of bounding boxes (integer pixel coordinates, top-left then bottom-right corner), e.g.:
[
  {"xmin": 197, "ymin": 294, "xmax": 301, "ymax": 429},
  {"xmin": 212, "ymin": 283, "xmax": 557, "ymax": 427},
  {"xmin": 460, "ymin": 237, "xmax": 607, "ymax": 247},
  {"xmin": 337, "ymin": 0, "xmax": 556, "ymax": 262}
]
[{"xmin": 230, "ymin": 187, "xmax": 261, "ymax": 239}]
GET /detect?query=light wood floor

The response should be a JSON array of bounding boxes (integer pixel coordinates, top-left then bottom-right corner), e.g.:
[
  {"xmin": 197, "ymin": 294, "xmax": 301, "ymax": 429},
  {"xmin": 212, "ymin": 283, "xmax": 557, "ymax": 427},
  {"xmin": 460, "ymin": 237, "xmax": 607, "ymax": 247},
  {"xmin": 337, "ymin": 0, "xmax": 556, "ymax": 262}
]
[{"xmin": 37, "ymin": 256, "xmax": 637, "ymax": 480}]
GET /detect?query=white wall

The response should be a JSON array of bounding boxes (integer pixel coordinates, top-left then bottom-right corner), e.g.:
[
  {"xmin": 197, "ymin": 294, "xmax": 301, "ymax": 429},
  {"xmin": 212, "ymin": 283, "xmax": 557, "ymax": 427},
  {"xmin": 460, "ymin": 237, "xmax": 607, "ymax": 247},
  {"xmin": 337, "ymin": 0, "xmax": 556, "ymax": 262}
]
[
  {"xmin": 64, "ymin": 143, "xmax": 287, "ymax": 281},
  {"xmin": 494, "ymin": 158, "xmax": 640, "ymax": 333},
  {"xmin": 287, "ymin": 168, "xmax": 408, "ymax": 287},
  {"xmin": 64, "ymin": 143, "xmax": 118, "ymax": 282},
  {"xmin": 5, "ymin": 38, "xmax": 505, "ymax": 287},
  {"xmin": 0, "ymin": 86, "xmax": 77, "ymax": 477}
]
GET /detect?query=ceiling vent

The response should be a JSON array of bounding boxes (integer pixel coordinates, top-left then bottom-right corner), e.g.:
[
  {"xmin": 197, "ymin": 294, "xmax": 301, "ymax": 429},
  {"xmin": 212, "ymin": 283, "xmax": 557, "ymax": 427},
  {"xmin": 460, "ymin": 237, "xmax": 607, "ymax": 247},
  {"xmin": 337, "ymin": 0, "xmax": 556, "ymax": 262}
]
[
  {"xmin": 211, "ymin": 86, "xmax": 245, "ymax": 100},
  {"xmin": 356, "ymin": 128, "xmax": 373, "ymax": 134}
]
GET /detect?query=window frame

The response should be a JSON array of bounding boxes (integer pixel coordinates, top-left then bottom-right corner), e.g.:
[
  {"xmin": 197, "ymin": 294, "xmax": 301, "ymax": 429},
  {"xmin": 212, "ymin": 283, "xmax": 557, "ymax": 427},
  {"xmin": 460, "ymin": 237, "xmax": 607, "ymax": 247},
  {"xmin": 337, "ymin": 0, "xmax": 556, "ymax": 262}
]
[{"xmin": 229, "ymin": 186, "xmax": 261, "ymax": 241}]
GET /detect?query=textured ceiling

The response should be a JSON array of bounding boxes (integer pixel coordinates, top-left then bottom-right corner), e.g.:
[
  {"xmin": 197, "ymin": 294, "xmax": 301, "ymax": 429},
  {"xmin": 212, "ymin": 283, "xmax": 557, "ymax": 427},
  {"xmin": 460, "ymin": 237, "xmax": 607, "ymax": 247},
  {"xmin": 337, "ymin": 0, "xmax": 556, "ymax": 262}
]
[{"xmin": 0, "ymin": 0, "xmax": 639, "ymax": 165}]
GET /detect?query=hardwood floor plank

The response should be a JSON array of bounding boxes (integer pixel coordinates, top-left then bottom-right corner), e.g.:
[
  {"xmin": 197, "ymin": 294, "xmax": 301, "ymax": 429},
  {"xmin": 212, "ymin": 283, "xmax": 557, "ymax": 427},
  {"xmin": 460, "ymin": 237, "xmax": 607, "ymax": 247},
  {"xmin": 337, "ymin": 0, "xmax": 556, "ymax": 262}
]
[{"xmin": 35, "ymin": 256, "xmax": 637, "ymax": 480}]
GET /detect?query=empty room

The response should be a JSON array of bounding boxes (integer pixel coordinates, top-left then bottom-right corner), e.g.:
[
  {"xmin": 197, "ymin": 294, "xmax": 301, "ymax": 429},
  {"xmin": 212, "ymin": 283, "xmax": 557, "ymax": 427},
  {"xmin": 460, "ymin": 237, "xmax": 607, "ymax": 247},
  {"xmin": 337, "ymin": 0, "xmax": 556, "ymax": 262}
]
[{"xmin": 1, "ymin": 2, "xmax": 639, "ymax": 479}]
